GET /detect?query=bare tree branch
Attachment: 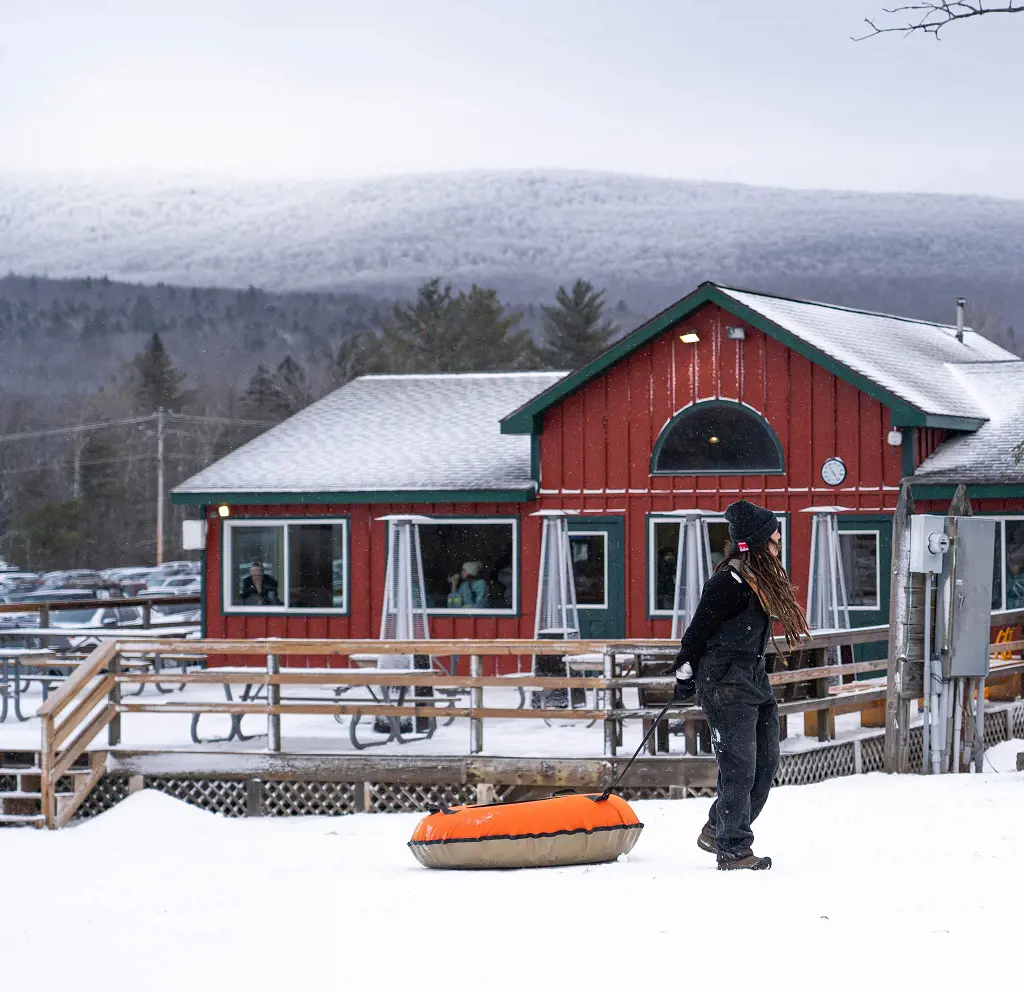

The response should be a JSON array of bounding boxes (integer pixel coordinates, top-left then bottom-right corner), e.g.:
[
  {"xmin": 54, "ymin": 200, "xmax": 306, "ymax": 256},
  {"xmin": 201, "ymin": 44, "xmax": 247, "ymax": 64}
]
[{"xmin": 855, "ymin": 2, "xmax": 1024, "ymax": 39}]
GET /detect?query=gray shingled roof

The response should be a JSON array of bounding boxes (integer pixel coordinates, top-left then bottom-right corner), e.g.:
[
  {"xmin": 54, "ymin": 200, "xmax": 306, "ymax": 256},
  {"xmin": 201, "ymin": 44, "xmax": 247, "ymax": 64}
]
[
  {"xmin": 175, "ymin": 372, "xmax": 566, "ymax": 496},
  {"xmin": 719, "ymin": 286, "xmax": 1016, "ymax": 421},
  {"xmin": 912, "ymin": 363, "xmax": 1024, "ymax": 485}
]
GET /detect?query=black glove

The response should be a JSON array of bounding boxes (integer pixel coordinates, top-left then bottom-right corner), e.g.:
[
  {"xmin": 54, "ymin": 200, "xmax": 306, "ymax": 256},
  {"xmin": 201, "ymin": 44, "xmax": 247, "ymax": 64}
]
[{"xmin": 672, "ymin": 676, "xmax": 696, "ymax": 703}]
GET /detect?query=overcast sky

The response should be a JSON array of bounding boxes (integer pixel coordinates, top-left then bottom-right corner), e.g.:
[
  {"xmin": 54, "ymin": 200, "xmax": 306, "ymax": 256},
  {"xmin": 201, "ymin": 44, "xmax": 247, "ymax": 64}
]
[{"xmin": 1, "ymin": 0, "xmax": 1022, "ymax": 197}]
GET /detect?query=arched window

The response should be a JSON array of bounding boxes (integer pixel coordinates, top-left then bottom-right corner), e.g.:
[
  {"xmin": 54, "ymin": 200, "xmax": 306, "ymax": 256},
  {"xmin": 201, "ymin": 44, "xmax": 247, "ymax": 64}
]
[{"xmin": 651, "ymin": 401, "xmax": 784, "ymax": 475}]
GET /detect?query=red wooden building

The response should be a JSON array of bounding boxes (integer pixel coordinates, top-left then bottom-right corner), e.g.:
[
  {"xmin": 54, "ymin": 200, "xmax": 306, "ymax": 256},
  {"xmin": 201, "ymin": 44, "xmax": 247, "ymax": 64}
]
[{"xmin": 173, "ymin": 283, "xmax": 1024, "ymax": 660}]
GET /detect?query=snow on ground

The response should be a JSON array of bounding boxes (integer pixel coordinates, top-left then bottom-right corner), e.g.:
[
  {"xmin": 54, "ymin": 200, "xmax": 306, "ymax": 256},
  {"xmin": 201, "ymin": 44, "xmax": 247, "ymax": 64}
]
[
  {"xmin": 2, "ymin": 772, "xmax": 1022, "ymax": 992},
  {"xmin": 0, "ymin": 680, "xmax": 882, "ymax": 756},
  {"xmin": 984, "ymin": 739, "xmax": 1024, "ymax": 773}
]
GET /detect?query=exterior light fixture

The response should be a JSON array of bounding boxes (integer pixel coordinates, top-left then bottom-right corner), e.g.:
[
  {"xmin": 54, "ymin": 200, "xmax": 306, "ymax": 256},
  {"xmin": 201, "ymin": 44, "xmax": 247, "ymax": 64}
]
[
  {"xmin": 726, "ymin": 326, "xmax": 746, "ymax": 340},
  {"xmin": 679, "ymin": 332, "xmax": 700, "ymax": 344},
  {"xmin": 218, "ymin": 505, "xmax": 231, "ymax": 518},
  {"xmin": 887, "ymin": 430, "xmax": 903, "ymax": 447},
  {"xmin": 708, "ymin": 436, "xmax": 720, "ymax": 444}
]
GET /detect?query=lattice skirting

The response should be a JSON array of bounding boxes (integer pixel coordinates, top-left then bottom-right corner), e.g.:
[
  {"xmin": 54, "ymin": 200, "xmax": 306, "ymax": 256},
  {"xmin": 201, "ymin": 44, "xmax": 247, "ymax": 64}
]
[{"xmin": 68, "ymin": 704, "xmax": 1023, "ymax": 822}]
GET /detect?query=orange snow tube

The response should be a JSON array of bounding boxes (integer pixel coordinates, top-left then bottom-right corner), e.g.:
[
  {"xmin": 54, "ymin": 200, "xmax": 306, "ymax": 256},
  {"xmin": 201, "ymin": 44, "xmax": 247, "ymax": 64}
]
[{"xmin": 408, "ymin": 793, "xmax": 643, "ymax": 869}]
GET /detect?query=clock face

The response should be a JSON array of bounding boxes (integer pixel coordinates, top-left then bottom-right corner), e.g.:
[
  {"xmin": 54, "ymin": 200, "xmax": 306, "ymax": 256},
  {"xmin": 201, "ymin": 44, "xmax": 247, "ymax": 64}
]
[{"xmin": 821, "ymin": 457, "xmax": 847, "ymax": 487}]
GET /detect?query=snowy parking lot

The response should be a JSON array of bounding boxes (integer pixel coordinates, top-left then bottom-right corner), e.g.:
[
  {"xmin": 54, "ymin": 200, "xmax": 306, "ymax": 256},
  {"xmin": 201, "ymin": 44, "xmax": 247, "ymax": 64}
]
[{"xmin": 3, "ymin": 768, "xmax": 1022, "ymax": 992}]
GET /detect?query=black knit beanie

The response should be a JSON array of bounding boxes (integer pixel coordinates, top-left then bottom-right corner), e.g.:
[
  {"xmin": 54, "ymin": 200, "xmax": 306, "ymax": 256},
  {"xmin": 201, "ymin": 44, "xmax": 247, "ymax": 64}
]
[{"xmin": 723, "ymin": 500, "xmax": 779, "ymax": 553}]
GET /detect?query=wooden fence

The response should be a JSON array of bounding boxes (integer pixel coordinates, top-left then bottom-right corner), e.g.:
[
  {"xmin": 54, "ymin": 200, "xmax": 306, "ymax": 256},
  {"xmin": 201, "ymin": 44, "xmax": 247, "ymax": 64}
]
[{"xmin": 33, "ymin": 616, "xmax": 1024, "ymax": 828}]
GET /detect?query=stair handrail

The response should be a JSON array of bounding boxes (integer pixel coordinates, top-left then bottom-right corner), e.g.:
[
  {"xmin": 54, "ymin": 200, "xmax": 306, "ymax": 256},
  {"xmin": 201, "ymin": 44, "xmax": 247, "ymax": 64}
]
[{"xmin": 38, "ymin": 639, "xmax": 120, "ymax": 828}]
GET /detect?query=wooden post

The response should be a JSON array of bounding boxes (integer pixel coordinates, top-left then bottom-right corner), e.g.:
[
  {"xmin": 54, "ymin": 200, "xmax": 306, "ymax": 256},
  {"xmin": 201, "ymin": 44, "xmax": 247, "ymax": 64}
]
[
  {"xmin": 108, "ymin": 648, "xmax": 121, "ymax": 746},
  {"xmin": 267, "ymin": 653, "xmax": 281, "ymax": 752},
  {"xmin": 803, "ymin": 646, "xmax": 835, "ymax": 741},
  {"xmin": 246, "ymin": 778, "xmax": 263, "ymax": 817},
  {"xmin": 141, "ymin": 601, "xmax": 152, "ymax": 628},
  {"xmin": 39, "ymin": 604, "xmax": 50, "ymax": 628},
  {"xmin": 469, "ymin": 654, "xmax": 483, "ymax": 754},
  {"xmin": 128, "ymin": 774, "xmax": 145, "ymax": 794},
  {"xmin": 40, "ymin": 714, "xmax": 55, "ymax": 829},
  {"xmin": 602, "ymin": 649, "xmax": 616, "ymax": 757},
  {"xmin": 948, "ymin": 483, "xmax": 972, "ymax": 517},
  {"xmin": 884, "ymin": 483, "xmax": 915, "ymax": 772}
]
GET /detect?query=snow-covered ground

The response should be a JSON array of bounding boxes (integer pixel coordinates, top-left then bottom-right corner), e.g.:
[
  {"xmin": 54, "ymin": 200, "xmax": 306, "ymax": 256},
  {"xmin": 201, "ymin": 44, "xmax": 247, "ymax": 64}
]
[
  {"xmin": 3, "ymin": 771, "xmax": 1022, "ymax": 992},
  {"xmin": 0, "ymin": 680, "xmax": 876, "ymax": 756}
]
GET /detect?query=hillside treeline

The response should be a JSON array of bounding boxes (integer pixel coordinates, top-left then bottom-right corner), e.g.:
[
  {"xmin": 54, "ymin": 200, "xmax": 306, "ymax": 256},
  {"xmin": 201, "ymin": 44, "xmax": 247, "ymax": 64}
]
[{"xmin": 0, "ymin": 275, "xmax": 623, "ymax": 571}]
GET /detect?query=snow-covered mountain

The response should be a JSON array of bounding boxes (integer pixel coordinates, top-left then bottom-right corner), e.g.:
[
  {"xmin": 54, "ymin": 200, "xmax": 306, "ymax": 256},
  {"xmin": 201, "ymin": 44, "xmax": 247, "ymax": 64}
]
[{"xmin": 3, "ymin": 170, "xmax": 1024, "ymax": 323}]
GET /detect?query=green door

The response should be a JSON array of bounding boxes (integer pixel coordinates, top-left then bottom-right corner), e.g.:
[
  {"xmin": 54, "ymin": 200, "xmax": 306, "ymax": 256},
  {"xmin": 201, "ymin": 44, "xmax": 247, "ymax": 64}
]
[
  {"xmin": 567, "ymin": 516, "xmax": 626, "ymax": 640},
  {"xmin": 837, "ymin": 515, "xmax": 892, "ymax": 666}
]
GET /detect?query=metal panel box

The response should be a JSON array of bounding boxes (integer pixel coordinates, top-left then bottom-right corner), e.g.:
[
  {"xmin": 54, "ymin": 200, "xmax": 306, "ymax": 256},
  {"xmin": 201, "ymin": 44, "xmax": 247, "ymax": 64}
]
[
  {"xmin": 909, "ymin": 514, "xmax": 946, "ymax": 573},
  {"xmin": 939, "ymin": 516, "xmax": 996, "ymax": 678}
]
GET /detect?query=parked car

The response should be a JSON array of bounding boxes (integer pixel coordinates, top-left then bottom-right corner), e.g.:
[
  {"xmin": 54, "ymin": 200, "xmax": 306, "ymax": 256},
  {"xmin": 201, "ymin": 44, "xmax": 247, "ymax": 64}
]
[
  {"xmin": 141, "ymin": 576, "xmax": 201, "ymax": 596},
  {"xmin": 37, "ymin": 604, "xmax": 145, "ymax": 650},
  {"xmin": 150, "ymin": 602, "xmax": 202, "ymax": 624}
]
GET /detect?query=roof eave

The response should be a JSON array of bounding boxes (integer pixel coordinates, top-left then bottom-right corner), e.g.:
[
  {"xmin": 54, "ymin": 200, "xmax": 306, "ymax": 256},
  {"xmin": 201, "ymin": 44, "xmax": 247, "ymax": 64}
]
[{"xmin": 171, "ymin": 487, "xmax": 539, "ymax": 506}]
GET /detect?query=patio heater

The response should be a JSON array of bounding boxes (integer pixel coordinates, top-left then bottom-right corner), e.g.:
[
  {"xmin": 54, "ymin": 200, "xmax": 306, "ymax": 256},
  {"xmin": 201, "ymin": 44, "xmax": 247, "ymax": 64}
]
[
  {"xmin": 532, "ymin": 510, "xmax": 580, "ymax": 707},
  {"xmin": 803, "ymin": 507, "xmax": 852, "ymax": 688},
  {"xmin": 661, "ymin": 509, "xmax": 714, "ymax": 641},
  {"xmin": 377, "ymin": 514, "xmax": 434, "ymax": 733}
]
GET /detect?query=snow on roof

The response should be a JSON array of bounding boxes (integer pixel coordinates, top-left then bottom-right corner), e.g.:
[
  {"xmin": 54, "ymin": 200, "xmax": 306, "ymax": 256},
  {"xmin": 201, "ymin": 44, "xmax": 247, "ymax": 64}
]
[
  {"xmin": 174, "ymin": 372, "xmax": 566, "ymax": 496},
  {"xmin": 718, "ymin": 286, "xmax": 1016, "ymax": 420},
  {"xmin": 912, "ymin": 362, "xmax": 1024, "ymax": 485}
]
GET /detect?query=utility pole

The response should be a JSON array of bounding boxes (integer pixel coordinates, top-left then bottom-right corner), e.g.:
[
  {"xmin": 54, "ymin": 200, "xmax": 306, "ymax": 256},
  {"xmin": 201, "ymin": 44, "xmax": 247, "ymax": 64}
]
[
  {"xmin": 72, "ymin": 435, "xmax": 82, "ymax": 500},
  {"xmin": 155, "ymin": 407, "xmax": 165, "ymax": 565}
]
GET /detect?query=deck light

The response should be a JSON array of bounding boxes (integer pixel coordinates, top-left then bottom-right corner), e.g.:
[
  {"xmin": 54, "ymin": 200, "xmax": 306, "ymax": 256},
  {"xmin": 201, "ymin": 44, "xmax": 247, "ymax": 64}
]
[
  {"xmin": 680, "ymin": 332, "xmax": 700, "ymax": 344},
  {"xmin": 217, "ymin": 505, "xmax": 231, "ymax": 518},
  {"xmin": 708, "ymin": 436, "xmax": 720, "ymax": 444}
]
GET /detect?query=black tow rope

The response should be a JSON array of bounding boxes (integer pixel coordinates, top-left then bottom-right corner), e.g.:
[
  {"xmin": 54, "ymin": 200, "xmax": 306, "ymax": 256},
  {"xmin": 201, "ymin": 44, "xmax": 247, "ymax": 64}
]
[{"xmin": 595, "ymin": 695, "xmax": 678, "ymax": 802}]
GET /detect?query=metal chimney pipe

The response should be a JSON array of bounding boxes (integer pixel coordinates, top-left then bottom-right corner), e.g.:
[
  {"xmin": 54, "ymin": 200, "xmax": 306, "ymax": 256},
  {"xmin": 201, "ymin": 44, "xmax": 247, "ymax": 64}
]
[{"xmin": 956, "ymin": 297, "xmax": 966, "ymax": 343}]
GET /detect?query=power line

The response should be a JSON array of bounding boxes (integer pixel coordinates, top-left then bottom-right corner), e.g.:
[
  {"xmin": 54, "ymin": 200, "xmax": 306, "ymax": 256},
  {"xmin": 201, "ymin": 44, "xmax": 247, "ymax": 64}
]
[{"xmin": 0, "ymin": 412, "xmax": 274, "ymax": 444}]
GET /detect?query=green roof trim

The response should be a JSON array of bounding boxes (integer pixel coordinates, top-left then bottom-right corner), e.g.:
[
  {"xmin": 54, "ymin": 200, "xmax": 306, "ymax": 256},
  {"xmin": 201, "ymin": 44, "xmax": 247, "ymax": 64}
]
[
  {"xmin": 500, "ymin": 282, "xmax": 971, "ymax": 435},
  {"xmin": 172, "ymin": 488, "xmax": 538, "ymax": 506},
  {"xmin": 906, "ymin": 483, "xmax": 1024, "ymax": 499}
]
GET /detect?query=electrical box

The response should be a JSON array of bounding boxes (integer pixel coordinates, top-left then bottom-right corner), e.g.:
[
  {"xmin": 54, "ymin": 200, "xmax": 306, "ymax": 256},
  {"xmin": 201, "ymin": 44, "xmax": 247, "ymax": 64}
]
[
  {"xmin": 937, "ymin": 516, "xmax": 996, "ymax": 678},
  {"xmin": 182, "ymin": 519, "xmax": 207, "ymax": 551},
  {"xmin": 909, "ymin": 514, "xmax": 948, "ymax": 573}
]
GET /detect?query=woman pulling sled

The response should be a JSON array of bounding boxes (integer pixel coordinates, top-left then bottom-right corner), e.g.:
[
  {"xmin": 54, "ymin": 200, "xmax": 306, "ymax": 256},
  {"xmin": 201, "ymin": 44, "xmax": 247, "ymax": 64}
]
[{"xmin": 671, "ymin": 500, "xmax": 808, "ymax": 871}]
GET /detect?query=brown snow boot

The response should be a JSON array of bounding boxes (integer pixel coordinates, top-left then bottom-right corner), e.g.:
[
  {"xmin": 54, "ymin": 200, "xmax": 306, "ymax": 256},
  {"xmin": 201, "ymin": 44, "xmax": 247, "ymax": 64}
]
[
  {"xmin": 717, "ymin": 853, "xmax": 772, "ymax": 871},
  {"xmin": 697, "ymin": 822, "xmax": 717, "ymax": 855}
]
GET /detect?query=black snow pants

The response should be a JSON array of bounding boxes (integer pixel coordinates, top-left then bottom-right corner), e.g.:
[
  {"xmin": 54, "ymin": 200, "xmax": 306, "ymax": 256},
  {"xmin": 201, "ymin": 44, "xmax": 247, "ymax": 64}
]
[{"xmin": 697, "ymin": 655, "xmax": 780, "ymax": 860}]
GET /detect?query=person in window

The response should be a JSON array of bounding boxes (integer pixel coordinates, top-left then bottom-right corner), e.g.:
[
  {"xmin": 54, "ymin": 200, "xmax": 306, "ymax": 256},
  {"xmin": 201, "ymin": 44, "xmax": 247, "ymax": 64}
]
[
  {"xmin": 447, "ymin": 561, "xmax": 489, "ymax": 608},
  {"xmin": 239, "ymin": 561, "xmax": 280, "ymax": 606},
  {"xmin": 1007, "ymin": 551, "xmax": 1024, "ymax": 609},
  {"xmin": 670, "ymin": 500, "xmax": 808, "ymax": 871},
  {"xmin": 656, "ymin": 546, "xmax": 677, "ymax": 611}
]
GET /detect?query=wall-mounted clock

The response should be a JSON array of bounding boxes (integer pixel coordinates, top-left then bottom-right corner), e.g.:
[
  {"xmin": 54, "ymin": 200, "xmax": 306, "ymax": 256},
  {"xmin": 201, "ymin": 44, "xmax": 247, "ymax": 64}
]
[{"xmin": 821, "ymin": 457, "xmax": 847, "ymax": 487}]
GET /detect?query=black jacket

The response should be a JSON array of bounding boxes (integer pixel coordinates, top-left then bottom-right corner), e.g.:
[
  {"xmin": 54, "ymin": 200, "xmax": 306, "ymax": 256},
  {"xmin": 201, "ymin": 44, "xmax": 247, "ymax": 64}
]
[
  {"xmin": 239, "ymin": 575, "xmax": 280, "ymax": 606},
  {"xmin": 673, "ymin": 568, "xmax": 773, "ymax": 674}
]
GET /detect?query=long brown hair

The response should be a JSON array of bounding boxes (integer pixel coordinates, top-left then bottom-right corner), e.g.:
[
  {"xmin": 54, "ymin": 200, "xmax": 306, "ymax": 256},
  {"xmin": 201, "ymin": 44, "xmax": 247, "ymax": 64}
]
[{"xmin": 715, "ymin": 540, "xmax": 809, "ymax": 648}]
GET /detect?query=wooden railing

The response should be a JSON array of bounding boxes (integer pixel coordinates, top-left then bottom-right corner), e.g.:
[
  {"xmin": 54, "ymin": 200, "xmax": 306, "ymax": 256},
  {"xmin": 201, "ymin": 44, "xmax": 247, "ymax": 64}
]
[
  {"xmin": 35, "ymin": 618, "xmax": 1024, "ymax": 828},
  {"xmin": 0, "ymin": 593, "xmax": 200, "ymax": 628}
]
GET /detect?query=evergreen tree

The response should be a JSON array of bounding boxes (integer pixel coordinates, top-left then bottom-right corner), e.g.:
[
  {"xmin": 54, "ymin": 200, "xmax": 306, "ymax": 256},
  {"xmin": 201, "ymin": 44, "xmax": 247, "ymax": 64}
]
[
  {"xmin": 378, "ymin": 278, "xmax": 456, "ymax": 372},
  {"xmin": 539, "ymin": 279, "xmax": 619, "ymax": 370},
  {"xmin": 127, "ymin": 332, "xmax": 192, "ymax": 412},
  {"xmin": 450, "ymin": 285, "xmax": 536, "ymax": 371},
  {"xmin": 375, "ymin": 278, "xmax": 536, "ymax": 373},
  {"xmin": 240, "ymin": 356, "xmax": 310, "ymax": 421},
  {"xmin": 240, "ymin": 363, "xmax": 287, "ymax": 420},
  {"xmin": 274, "ymin": 355, "xmax": 310, "ymax": 413}
]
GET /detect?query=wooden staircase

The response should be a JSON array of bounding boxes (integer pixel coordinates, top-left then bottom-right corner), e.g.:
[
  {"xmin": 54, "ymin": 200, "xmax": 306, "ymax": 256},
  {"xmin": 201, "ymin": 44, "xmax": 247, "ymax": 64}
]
[{"xmin": 0, "ymin": 748, "xmax": 102, "ymax": 827}]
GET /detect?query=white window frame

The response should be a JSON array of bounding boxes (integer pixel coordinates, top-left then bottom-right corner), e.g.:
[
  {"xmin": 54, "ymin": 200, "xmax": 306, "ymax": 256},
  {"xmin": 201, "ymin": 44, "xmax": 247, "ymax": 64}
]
[
  {"xmin": 417, "ymin": 517, "xmax": 518, "ymax": 617},
  {"xmin": 648, "ymin": 513, "xmax": 789, "ymax": 617},
  {"xmin": 988, "ymin": 516, "xmax": 1024, "ymax": 613},
  {"xmin": 838, "ymin": 529, "xmax": 881, "ymax": 612},
  {"xmin": 568, "ymin": 530, "xmax": 609, "ymax": 610},
  {"xmin": 223, "ymin": 518, "xmax": 349, "ymax": 615}
]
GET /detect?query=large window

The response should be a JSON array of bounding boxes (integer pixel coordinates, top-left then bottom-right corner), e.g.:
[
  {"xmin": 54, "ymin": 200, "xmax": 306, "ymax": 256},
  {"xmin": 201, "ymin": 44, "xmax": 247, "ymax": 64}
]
[
  {"xmin": 225, "ymin": 519, "xmax": 348, "ymax": 613},
  {"xmin": 651, "ymin": 402, "xmax": 784, "ymax": 475},
  {"xmin": 569, "ymin": 532, "xmax": 607, "ymax": 608},
  {"xmin": 417, "ymin": 519, "xmax": 517, "ymax": 614},
  {"xmin": 649, "ymin": 515, "xmax": 788, "ymax": 615},
  {"xmin": 991, "ymin": 518, "xmax": 1024, "ymax": 612},
  {"xmin": 838, "ymin": 531, "xmax": 880, "ymax": 610}
]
